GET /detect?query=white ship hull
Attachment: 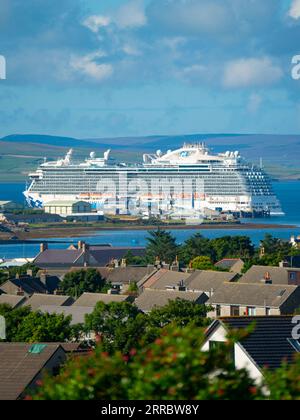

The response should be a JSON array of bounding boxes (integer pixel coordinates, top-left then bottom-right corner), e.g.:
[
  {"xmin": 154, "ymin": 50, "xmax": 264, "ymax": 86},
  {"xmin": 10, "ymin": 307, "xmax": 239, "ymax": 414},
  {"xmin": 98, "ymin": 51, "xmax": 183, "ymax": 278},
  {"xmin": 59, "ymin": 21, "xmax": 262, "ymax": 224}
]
[{"xmin": 24, "ymin": 143, "xmax": 284, "ymax": 218}]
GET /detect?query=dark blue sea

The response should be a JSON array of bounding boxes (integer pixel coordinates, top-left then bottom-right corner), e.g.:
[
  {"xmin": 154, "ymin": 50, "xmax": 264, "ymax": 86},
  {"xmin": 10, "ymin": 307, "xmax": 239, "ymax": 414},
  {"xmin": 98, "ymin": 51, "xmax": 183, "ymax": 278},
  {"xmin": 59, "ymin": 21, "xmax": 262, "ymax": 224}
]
[{"xmin": 0, "ymin": 181, "xmax": 300, "ymax": 259}]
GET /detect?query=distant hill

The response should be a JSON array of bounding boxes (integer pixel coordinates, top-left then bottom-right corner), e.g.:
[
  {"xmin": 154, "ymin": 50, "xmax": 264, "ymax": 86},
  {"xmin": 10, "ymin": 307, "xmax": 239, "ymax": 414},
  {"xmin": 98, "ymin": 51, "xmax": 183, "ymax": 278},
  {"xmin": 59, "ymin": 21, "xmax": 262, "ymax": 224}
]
[{"xmin": 0, "ymin": 133, "xmax": 299, "ymax": 182}]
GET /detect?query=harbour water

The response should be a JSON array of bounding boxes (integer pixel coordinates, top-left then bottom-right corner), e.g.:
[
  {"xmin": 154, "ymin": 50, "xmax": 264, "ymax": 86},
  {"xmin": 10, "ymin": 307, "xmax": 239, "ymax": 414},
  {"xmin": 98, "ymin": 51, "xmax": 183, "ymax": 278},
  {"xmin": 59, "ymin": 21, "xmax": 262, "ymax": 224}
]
[{"xmin": 0, "ymin": 181, "xmax": 300, "ymax": 259}]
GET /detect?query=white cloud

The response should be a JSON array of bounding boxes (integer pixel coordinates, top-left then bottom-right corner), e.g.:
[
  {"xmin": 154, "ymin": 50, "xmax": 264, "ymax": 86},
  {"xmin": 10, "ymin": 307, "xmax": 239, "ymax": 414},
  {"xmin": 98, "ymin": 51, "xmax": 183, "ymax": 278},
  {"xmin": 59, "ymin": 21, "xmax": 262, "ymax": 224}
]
[
  {"xmin": 115, "ymin": 0, "xmax": 147, "ymax": 29},
  {"xmin": 70, "ymin": 51, "xmax": 113, "ymax": 81},
  {"xmin": 82, "ymin": 15, "xmax": 111, "ymax": 33},
  {"xmin": 289, "ymin": 0, "xmax": 300, "ymax": 19},
  {"xmin": 83, "ymin": 1, "xmax": 147, "ymax": 33},
  {"xmin": 223, "ymin": 57, "xmax": 283, "ymax": 88}
]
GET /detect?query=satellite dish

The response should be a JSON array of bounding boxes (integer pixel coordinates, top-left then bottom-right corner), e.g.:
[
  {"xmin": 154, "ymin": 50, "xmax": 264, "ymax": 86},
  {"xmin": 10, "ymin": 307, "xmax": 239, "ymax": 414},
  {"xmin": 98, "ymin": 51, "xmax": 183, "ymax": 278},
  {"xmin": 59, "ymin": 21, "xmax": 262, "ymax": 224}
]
[
  {"xmin": 156, "ymin": 150, "xmax": 162, "ymax": 157},
  {"xmin": 90, "ymin": 152, "xmax": 96, "ymax": 159}
]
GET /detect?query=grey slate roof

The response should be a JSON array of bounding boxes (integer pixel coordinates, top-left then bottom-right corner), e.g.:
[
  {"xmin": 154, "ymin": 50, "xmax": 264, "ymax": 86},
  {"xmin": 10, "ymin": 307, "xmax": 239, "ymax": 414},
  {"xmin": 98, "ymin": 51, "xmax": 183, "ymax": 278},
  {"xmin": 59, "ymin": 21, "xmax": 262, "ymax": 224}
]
[
  {"xmin": 142, "ymin": 269, "xmax": 236, "ymax": 293},
  {"xmin": 0, "ymin": 294, "xmax": 27, "ymax": 309},
  {"xmin": 135, "ymin": 289, "xmax": 208, "ymax": 312},
  {"xmin": 23, "ymin": 294, "xmax": 74, "ymax": 311},
  {"xmin": 215, "ymin": 259, "xmax": 244, "ymax": 270},
  {"xmin": 0, "ymin": 343, "xmax": 66, "ymax": 400},
  {"xmin": 39, "ymin": 305, "xmax": 94, "ymax": 325},
  {"xmin": 187, "ymin": 270, "xmax": 237, "ymax": 292},
  {"xmin": 239, "ymin": 265, "xmax": 296, "ymax": 285},
  {"xmin": 72, "ymin": 292, "xmax": 130, "ymax": 307},
  {"xmin": 208, "ymin": 282, "xmax": 299, "ymax": 308},
  {"xmin": 142, "ymin": 270, "xmax": 192, "ymax": 290},
  {"xmin": 105, "ymin": 266, "xmax": 154, "ymax": 285},
  {"xmin": 34, "ymin": 249, "xmax": 83, "ymax": 266},
  {"xmin": 90, "ymin": 247, "xmax": 145, "ymax": 266},
  {"xmin": 0, "ymin": 277, "xmax": 47, "ymax": 296},
  {"xmin": 207, "ymin": 316, "xmax": 299, "ymax": 370}
]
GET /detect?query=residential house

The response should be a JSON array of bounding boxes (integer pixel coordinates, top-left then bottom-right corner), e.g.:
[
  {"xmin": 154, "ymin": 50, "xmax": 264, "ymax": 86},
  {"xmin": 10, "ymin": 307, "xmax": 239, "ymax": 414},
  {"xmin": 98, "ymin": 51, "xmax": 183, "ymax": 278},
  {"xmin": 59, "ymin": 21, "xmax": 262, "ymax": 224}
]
[
  {"xmin": 184, "ymin": 270, "xmax": 237, "ymax": 295},
  {"xmin": 22, "ymin": 293, "xmax": 74, "ymax": 312},
  {"xmin": 72, "ymin": 292, "xmax": 132, "ymax": 308},
  {"xmin": 281, "ymin": 256, "xmax": 300, "ymax": 269},
  {"xmin": 215, "ymin": 258, "xmax": 245, "ymax": 274},
  {"xmin": 135, "ymin": 289, "xmax": 208, "ymax": 313},
  {"xmin": 208, "ymin": 282, "xmax": 300, "ymax": 317},
  {"xmin": 34, "ymin": 242, "xmax": 146, "ymax": 269},
  {"xmin": 0, "ymin": 343, "xmax": 67, "ymax": 400},
  {"xmin": 141, "ymin": 269, "xmax": 192, "ymax": 291},
  {"xmin": 141, "ymin": 268, "xmax": 236, "ymax": 296},
  {"xmin": 0, "ymin": 273, "xmax": 60, "ymax": 298},
  {"xmin": 105, "ymin": 266, "xmax": 157, "ymax": 287},
  {"xmin": 240, "ymin": 265, "xmax": 300, "ymax": 286},
  {"xmin": 203, "ymin": 316, "xmax": 300, "ymax": 384},
  {"xmin": 0, "ymin": 294, "xmax": 27, "ymax": 309},
  {"xmin": 38, "ymin": 305, "xmax": 94, "ymax": 326}
]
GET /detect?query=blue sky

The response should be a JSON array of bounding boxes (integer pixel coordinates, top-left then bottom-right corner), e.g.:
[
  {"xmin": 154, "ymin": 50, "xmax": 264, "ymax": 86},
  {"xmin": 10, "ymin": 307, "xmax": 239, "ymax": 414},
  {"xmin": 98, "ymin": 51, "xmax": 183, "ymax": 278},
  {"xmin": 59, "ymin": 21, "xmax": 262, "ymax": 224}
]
[{"xmin": 1, "ymin": 0, "xmax": 300, "ymax": 138}]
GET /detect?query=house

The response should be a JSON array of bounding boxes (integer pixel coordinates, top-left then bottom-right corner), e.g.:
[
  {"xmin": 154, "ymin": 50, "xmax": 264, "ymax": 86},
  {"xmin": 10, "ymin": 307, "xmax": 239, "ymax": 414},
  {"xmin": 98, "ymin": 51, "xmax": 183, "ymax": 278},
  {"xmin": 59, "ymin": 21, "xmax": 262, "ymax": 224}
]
[
  {"xmin": 105, "ymin": 266, "xmax": 157, "ymax": 286},
  {"xmin": 0, "ymin": 270, "xmax": 61, "ymax": 297},
  {"xmin": 0, "ymin": 343, "xmax": 67, "ymax": 400},
  {"xmin": 184, "ymin": 270, "xmax": 237, "ymax": 295},
  {"xmin": 44, "ymin": 200, "xmax": 91, "ymax": 216},
  {"xmin": 0, "ymin": 201, "xmax": 23, "ymax": 212},
  {"xmin": 281, "ymin": 256, "xmax": 300, "ymax": 269},
  {"xmin": 72, "ymin": 292, "xmax": 132, "ymax": 308},
  {"xmin": 34, "ymin": 241, "xmax": 146, "ymax": 269},
  {"xmin": 0, "ymin": 294, "xmax": 27, "ymax": 309},
  {"xmin": 141, "ymin": 268, "xmax": 236, "ymax": 295},
  {"xmin": 38, "ymin": 305, "xmax": 94, "ymax": 326},
  {"xmin": 240, "ymin": 265, "xmax": 300, "ymax": 286},
  {"xmin": 208, "ymin": 282, "xmax": 300, "ymax": 317},
  {"xmin": 215, "ymin": 258, "xmax": 245, "ymax": 274},
  {"xmin": 134, "ymin": 289, "xmax": 208, "ymax": 313},
  {"xmin": 22, "ymin": 294, "xmax": 74, "ymax": 312},
  {"xmin": 141, "ymin": 269, "xmax": 192, "ymax": 291},
  {"xmin": 203, "ymin": 316, "xmax": 300, "ymax": 384}
]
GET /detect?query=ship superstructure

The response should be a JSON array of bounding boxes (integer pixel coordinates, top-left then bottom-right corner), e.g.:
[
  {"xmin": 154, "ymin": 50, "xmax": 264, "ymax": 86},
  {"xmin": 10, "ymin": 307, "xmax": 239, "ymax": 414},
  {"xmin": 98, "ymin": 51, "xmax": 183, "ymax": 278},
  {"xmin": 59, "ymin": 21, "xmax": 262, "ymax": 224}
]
[{"xmin": 24, "ymin": 143, "xmax": 283, "ymax": 217}]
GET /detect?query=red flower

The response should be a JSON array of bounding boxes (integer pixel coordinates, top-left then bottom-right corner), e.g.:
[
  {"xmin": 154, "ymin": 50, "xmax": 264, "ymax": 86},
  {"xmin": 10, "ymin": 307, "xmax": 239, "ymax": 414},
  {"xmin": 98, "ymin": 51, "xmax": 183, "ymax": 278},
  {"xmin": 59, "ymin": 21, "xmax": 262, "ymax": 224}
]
[{"xmin": 130, "ymin": 348, "xmax": 137, "ymax": 357}]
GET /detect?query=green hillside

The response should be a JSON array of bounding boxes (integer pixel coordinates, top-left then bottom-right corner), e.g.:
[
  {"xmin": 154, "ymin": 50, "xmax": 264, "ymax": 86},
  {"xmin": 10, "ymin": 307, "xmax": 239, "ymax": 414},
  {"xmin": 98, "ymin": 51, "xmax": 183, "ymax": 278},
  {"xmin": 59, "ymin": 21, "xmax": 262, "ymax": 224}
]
[{"xmin": 0, "ymin": 133, "xmax": 299, "ymax": 182}]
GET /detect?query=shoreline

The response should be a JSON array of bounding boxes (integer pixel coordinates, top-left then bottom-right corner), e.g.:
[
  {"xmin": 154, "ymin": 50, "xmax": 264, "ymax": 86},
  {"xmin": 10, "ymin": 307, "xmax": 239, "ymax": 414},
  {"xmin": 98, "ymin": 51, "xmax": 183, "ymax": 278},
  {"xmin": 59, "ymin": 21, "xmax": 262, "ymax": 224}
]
[{"xmin": 0, "ymin": 222, "xmax": 297, "ymax": 241}]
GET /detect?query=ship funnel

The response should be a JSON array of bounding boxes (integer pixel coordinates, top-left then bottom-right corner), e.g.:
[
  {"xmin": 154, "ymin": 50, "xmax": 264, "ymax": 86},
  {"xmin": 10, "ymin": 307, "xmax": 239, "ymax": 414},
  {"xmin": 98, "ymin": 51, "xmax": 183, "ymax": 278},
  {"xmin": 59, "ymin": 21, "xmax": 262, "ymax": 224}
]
[{"xmin": 104, "ymin": 149, "xmax": 111, "ymax": 161}]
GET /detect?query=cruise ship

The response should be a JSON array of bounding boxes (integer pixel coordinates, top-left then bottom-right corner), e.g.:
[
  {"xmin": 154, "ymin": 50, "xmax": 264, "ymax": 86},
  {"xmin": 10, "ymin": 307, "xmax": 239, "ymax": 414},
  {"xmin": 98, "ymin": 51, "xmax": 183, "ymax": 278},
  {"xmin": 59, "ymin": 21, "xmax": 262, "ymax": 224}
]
[{"xmin": 24, "ymin": 143, "xmax": 283, "ymax": 217}]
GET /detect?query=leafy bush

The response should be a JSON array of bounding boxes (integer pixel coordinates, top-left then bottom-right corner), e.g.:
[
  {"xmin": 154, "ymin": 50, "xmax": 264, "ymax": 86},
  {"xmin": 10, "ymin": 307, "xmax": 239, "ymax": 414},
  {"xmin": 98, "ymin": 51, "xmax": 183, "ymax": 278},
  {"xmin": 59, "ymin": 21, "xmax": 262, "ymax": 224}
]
[{"xmin": 32, "ymin": 324, "xmax": 262, "ymax": 400}]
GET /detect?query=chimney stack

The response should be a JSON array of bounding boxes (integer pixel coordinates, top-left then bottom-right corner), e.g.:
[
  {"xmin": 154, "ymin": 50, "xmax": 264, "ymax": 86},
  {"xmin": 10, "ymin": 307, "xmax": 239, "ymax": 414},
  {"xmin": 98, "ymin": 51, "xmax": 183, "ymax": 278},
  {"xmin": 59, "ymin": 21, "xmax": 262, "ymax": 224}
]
[
  {"xmin": 40, "ymin": 243, "xmax": 48, "ymax": 253},
  {"xmin": 82, "ymin": 243, "xmax": 90, "ymax": 267}
]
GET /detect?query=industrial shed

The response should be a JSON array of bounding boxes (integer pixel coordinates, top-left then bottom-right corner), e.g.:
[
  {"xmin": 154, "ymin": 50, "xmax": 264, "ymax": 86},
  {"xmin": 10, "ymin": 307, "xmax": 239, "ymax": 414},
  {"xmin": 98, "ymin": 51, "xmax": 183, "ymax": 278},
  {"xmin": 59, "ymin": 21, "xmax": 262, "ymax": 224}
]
[{"xmin": 44, "ymin": 200, "xmax": 91, "ymax": 216}]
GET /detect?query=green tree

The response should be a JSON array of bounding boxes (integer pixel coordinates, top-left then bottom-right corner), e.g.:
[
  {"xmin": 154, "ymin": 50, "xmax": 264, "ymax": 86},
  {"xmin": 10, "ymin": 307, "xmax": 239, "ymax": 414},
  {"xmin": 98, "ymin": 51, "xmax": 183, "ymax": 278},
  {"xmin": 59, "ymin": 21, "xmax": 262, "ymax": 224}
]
[
  {"xmin": 190, "ymin": 256, "xmax": 216, "ymax": 271},
  {"xmin": 0, "ymin": 270, "xmax": 8, "ymax": 286},
  {"xmin": 145, "ymin": 229, "xmax": 178, "ymax": 264},
  {"xmin": 0, "ymin": 304, "xmax": 31, "ymax": 342},
  {"xmin": 8, "ymin": 263, "xmax": 40, "ymax": 279},
  {"xmin": 60, "ymin": 269, "xmax": 106, "ymax": 298},
  {"xmin": 13, "ymin": 311, "xmax": 73, "ymax": 343},
  {"xmin": 123, "ymin": 250, "xmax": 145, "ymax": 266},
  {"xmin": 32, "ymin": 324, "xmax": 262, "ymax": 400},
  {"xmin": 148, "ymin": 299, "xmax": 212, "ymax": 329},
  {"xmin": 179, "ymin": 233, "xmax": 216, "ymax": 264},
  {"xmin": 265, "ymin": 354, "xmax": 300, "ymax": 400},
  {"xmin": 85, "ymin": 301, "xmax": 147, "ymax": 354},
  {"xmin": 211, "ymin": 236, "xmax": 254, "ymax": 261},
  {"xmin": 0, "ymin": 304, "xmax": 73, "ymax": 343}
]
